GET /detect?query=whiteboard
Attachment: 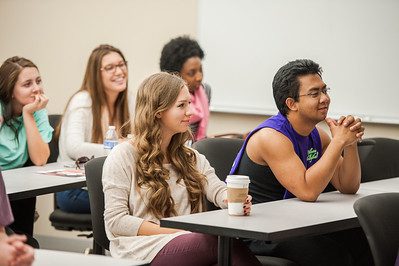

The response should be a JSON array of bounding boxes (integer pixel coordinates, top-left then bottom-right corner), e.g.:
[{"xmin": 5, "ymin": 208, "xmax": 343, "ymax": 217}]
[{"xmin": 198, "ymin": 0, "xmax": 399, "ymax": 124}]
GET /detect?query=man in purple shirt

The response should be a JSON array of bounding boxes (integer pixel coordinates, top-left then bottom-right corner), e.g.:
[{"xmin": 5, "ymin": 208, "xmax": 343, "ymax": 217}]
[
  {"xmin": 233, "ymin": 59, "xmax": 364, "ymax": 202},
  {"xmin": 0, "ymin": 169, "xmax": 34, "ymax": 266},
  {"xmin": 232, "ymin": 59, "xmax": 372, "ymax": 265}
]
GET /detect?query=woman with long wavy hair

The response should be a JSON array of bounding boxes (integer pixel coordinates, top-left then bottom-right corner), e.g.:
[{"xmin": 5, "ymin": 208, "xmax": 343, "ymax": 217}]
[
  {"xmin": 56, "ymin": 44, "xmax": 132, "ymax": 213},
  {"xmin": 102, "ymin": 72, "xmax": 260, "ymax": 265}
]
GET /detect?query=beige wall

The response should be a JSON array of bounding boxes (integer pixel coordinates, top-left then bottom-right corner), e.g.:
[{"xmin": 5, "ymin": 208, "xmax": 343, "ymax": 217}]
[
  {"xmin": 0, "ymin": 0, "xmax": 397, "ymax": 139},
  {"xmin": 0, "ymin": 0, "xmax": 200, "ymax": 240},
  {"xmin": 0, "ymin": 0, "xmax": 397, "ymax": 241},
  {"xmin": 0, "ymin": 0, "xmax": 198, "ymax": 114}
]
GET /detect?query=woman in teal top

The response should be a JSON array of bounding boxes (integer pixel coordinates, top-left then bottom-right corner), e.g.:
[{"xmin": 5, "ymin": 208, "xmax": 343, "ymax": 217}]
[{"xmin": 0, "ymin": 56, "xmax": 53, "ymax": 244}]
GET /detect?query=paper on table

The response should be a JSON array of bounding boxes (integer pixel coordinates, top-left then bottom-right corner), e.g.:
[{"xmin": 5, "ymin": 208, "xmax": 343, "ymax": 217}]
[{"xmin": 37, "ymin": 169, "xmax": 85, "ymax": 177}]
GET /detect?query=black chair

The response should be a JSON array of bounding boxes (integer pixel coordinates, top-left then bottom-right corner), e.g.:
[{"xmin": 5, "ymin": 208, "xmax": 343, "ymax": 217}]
[
  {"xmin": 85, "ymin": 156, "xmax": 109, "ymax": 255},
  {"xmin": 360, "ymin": 138, "xmax": 399, "ymax": 182},
  {"xmin": 47, "ymin": 114, "xmax": 92, "ymax": 234},
  {"xmin": 47, "ymin": 114, "xmax": 62, "ymax": 164},
  {"xmin": 49, "ymin": 206, "xmax": 92, "ymax": 232},
  {"xmin": 357, "ymin": 138, "xmax": 376, "ymax": 170},
  {"xmin": 193, "ymin": 138, "xmax": 244, "ymax": 182},
  {"xmin": 193, "ymin": 138, "xmax": 296, "ymax": 266},
  {"xmin": 193, "ymin": 137, "xmax": 244, "ymax": 211},
  {"xmin": 354, "ymin": 193, "xmax": 399, "ymax": 266}
]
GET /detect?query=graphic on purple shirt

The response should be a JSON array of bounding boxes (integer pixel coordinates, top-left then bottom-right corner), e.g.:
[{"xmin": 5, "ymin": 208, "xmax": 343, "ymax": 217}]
[
  {"xmin": 230, "ymin": 112, "xmax": 322, "ymax": 199},
  {"xmin": 0, "ymin": 169, "xmax": 14, "ymax": 226}
]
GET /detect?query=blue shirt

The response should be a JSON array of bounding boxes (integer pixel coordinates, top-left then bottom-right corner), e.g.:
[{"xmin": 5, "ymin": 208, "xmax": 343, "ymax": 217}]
[{"xmin": 0, "ymin": 104, "xmax": 53, "ymax": 170}]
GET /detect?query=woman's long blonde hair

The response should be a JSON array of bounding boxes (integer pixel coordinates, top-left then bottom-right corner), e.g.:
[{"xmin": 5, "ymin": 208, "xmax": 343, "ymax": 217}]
[
  {"xmin": 57, "ymin": 44, "xmax": 130, "ymax": 142},
  {"xmin": 133, "ymin": 72, "xmax": 206, "ymax": 219}
]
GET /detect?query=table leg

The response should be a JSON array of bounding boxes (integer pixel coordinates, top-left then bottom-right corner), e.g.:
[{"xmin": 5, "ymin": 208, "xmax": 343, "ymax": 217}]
[{"xmin": 218, "ymin": 236, "xmax": 232, "ymax": 266}]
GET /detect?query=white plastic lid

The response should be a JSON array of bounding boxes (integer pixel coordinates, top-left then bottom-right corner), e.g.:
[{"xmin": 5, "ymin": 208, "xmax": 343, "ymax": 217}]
[
  {"xmin": 108, "ymin": 125, "xmax": 116, "ymax": 130},
  {"xmin": 226, "ymin": 175, "xmax": 250, "ymax": 184}
]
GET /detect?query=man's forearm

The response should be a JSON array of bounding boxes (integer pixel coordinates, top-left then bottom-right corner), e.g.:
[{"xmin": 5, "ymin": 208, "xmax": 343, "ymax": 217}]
[{"xmin": 338, "ymin": 144, "xmax": 361, "ymax": 193}]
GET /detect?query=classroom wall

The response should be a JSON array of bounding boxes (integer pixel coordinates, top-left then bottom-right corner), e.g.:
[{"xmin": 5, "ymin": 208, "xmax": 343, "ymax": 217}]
[
  {"xmin": 0, "ymin": 0, "xmax": 198, "ymax": 114},
  {"xmin": 0, "ymin": 0, "xmax": 397, "ymax": 246},
  {"xmin": 199, "ymin": 0, "xmax": 399, "ymax": 124},
  {"xmin": 0, "ymin": 0, "xmax": 200, "ymax": 243},
  {"xmin": 0, "ymin": 0, "xmax": 397, "ymax": 139},
  {"xmin": 209, "ymin": 113, "xmax": 399, "ymax": 140}
]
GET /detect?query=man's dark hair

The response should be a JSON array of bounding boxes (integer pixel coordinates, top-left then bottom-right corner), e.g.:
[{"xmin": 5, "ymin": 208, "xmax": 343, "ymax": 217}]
[
  {"xmin": 160, "ymin": 36, "xmax": 204, "ymax": 73},
  {"xmin": 272, "ymin": 59, "xmax": 322, "ymax": 115}
]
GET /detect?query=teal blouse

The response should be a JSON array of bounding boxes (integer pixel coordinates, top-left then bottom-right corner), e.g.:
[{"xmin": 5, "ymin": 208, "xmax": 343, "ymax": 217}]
[{"xmin": 0, "ymin": 104, "xmax": 53, "ymax": 170}]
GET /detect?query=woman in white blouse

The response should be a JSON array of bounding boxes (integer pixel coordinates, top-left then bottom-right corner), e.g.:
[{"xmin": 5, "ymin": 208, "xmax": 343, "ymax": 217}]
[
  {"xmin": 102, "ymin": 72, "xmax": 261, "ymax": 265},
  {"xmin": 56, "ymin": 44, "xmax": 132, "ymax": 213}
]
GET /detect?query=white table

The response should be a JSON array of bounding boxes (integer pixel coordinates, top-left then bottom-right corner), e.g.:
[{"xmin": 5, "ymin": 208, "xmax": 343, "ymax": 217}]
[
  {"xmin": 33, "ymin": 249, "xmax": 149, "ymax": 266},
  {"xmin": 359, "ymin": 177, "xmax": 399, "ymax": 193},
  {"xmin": 161, "ymin": 179, "xmax": 399, "ymax": 266},
  {"xmin": 3, "ymin": 162, "xmax": 86, "ymax": 201}
]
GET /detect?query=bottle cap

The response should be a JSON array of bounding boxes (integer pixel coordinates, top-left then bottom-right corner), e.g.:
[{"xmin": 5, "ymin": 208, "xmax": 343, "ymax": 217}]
[{"xmin": 109, "ymin": 125, "xmax": 116, "ymax": 130}]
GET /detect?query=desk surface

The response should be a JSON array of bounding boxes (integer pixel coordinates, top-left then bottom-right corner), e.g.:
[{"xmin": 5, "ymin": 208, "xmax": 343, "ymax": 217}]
[
  {"xmin": 360, "ymin": 177, "xmax": 399, "ymax": 192},
  {"xmin": 33, "ymin": 249, "xmax": 149, "ymax": 266},
  {"xmin": 161, "ymin": 179, "xmax": 399, "ymax": 242},
  {"xmin": 3, "ymin": 162, "xmax": 86, "ymax": 201},
  {"xmin": 162, "ymin": 190, "xmax": 374, "ymax": 242}
]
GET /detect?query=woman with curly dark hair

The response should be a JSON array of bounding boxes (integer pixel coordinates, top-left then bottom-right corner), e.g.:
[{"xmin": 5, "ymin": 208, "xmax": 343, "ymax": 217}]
[{"xmin": 160, "ymin": 36, "xmax": 210, "ymax": 142}]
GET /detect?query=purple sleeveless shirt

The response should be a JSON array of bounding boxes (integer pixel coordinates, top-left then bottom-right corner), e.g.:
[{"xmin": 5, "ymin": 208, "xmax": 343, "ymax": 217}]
[
  {"xmin": 230, "ymin": 113, "xmax": 322, "ymax": 199},
  {"xmin": 0, "ymin": 169, "xmax": 14, "ymax": 226}
]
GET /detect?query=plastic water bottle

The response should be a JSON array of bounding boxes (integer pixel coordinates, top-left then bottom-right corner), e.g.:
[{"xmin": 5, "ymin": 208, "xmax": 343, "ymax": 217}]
[{"xmin": 103, "ymin": 125, "xmax": 118, "ymax": 154}]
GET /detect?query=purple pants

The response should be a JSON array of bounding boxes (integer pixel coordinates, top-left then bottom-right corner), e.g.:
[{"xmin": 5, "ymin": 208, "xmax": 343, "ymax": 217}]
[{"xmin": 151, "ymin": 232, "xmax": 261, "ymax": 266}]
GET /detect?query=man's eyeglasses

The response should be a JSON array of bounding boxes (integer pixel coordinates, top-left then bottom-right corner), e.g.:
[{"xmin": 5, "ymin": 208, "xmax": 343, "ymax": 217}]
[
  {"xmin": 101, "ymin": 61, "xmax": 127, "ymax": 74},
  {"xmin": 75, "ymin": 156, "xmax": 94, "ymax": 170},
  {"xmin": 299, "ymin": 87, "xmax": 331, "ymax": 99}
]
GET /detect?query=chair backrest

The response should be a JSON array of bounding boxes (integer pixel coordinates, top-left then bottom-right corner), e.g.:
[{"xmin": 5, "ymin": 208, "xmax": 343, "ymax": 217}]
[
  {"xmin": 48, "ymin": 114, "xmax": 62, "ymax": 163},
  {"xmin": 193, "ymin": 137, "xmax": 392, "ymax": 183},
  {"xmin": 47, "ymin": 114, "xmax": 93, "ymax": 231},
  {"xmin": 193, "ymin": 138, "xmax": 244, "ymax": 182},
  {"xmin": 360, "ymin": 138, "xmax": 399, "ymax": 182},
  {"xmin": 85, "ymin": 156, "xmax": 109, "ymax": 254},
  {"xmin": 357, "ymin": 138, "xmax": 376, "ymax": 168},
  {"xmin": 193, "ymin": 138, "xmax": 244, "ymax": 210},
  {"xmin": 353, "ymin": 193, "xmax": 399, "ymax": 266}
]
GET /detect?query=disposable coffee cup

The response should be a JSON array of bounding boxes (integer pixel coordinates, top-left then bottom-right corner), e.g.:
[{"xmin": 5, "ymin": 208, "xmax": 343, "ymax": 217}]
[{"xmin": 226, "ymin": 175, "xmax": 250, "ymax": 216}]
